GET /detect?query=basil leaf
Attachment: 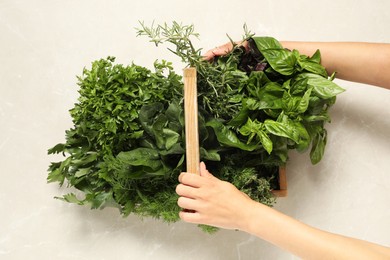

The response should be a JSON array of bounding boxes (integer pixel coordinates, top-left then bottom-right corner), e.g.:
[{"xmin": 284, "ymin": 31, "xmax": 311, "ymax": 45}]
[
  {"xmin": 282, "ymin": 92, "xmax": 301, "ymax": 113},
  {"xmin": 299, "ymin": 60, "xmax": 328, "ymax": 77},
  {"xmin": 293, "ymin": 122, "xmax": 311, "ymax": 152},
  {"xmin": 251, "ymin": 37, "xmax": 297, "ymax": 75},
  {"xmin": 261, "ymin": 49, "xmax": 297, "ymax": 76},
  {"xmin": 310, "ymin": 129, "xmax": 327, "ymax": 164},
  {"xmin": 251, "ymin": 36, "xmax": 283, "ymax": 50},
  {"xmin": 228, "ymin": 106, "xmax": 249, "ymax": 127},
  {"xmin": 298, "ymin": 73, "xmax": 345, "ymax": 99},
  {"xmin": 257, "ymin": 130, "xmax": 273, "ymax": 154},
  {"xmin": 206, "ymin": 120, "xmax": 258, "ymax": 151},
  {"xmin": 298, "ymin": 50, "xmax": 327, "ymax": 77},
  {"xmin": 246, "ymin": 83, "xmax": 284, "ymax": 111},
  {"xmin": 304, "ymin": 114, "xmax": 331, "ymax": 123},
  {"xmin": 239, "ymin": 118, "xmax": 260, "ymax": 137},
  {"xmin": 264, "ymin": 119, "xmax": 299, "ymax": 143},
  {"xmin": 248, "ymin": 71, "xmax": 271, "ymax": 87},
  {"xmin": 290, "ymin": 76, "xmax": 309, "ymax": 95},
  {"xmin": 297, "ymin": 87, "xmax": 312, "ymax": 114},
  {"xmin": 309, "ymin": 49, "xmax": 321, "ymax": 63}
]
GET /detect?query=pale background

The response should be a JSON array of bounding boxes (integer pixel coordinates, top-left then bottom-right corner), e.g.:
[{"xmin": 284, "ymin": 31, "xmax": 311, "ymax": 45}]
[{"xmin": 1, "ymin": 0, "xmax": 389, "ymax": 259}]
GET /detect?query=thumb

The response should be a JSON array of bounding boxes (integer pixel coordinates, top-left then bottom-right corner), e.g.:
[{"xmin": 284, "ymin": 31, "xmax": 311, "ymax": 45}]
[{"xmin": 199, "ymin": 161, "xmax": 213, "ymax": 178}]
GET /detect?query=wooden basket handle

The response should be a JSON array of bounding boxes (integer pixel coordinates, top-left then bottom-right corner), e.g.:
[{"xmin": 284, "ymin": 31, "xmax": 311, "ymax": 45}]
[{"xmin": 183, "ymin": 68, "xmax": 200, "ymax": 175}]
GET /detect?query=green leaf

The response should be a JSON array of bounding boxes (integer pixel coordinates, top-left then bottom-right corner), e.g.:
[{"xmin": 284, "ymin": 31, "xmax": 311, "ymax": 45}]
[
  {"xmin": 162, "ymin": 128, "xmax": 180, "ymax": 150},
  {"xmin": 264, "ymin": 119, "xmax": 299, "ymax": 143},
  {"xmin": 206, "ymin": 119, "xmax": 258, "ymax": 151},
  {"xmin": 71, "ymin": 152, "xmax": 98, "ymax": 166},
  {"xmin": 251, "ymin": 36, "xmax": 283, "ymax": 50},
  {"xmin": 310, "ymin": 129, "xmax": 327, "ymax": 164},
  {"xmin": 293, "ymin": 122, "xmax": 311, "ymax": 152},
  {"xmin": 159, "ymin": 143, "xmax": 184, "ymax": 156},
  {"xmin": 261, "ymin": 49, "xmax": 297, "ymax": 76},
  {"xmin": 239, "ymin": 118, "xmax": 261, "ymax": 136},
  {"xmin": 200, "ymin": 148, "xmax": 221, "ymax": 161},
  {"xmin": 176, "ymin": 154, "xmax": 185, "ymax": 168},
  {"xmin": 228, "ymin": 106, "xmax": 249, "ymax": 127},
  {"xmin": 290, "ymin": 77, "xmax": 308, "ymax": 95},
  {"xmin": 87, "ymin": 191, "xmax": 114, "ymax": 209},
  {"xmin": 105, "ymin": 118, "xmax": 117, "ymax": 133},
  {"xmin": 48, "ymin": 143, "xmax": 66, "ymax": 154},
  {"xmin": 251, "ymin": 37, "xmax": 297, "ymax": 75},
  {"xmin": 247, "ymin": 70, "xmax": 271, "ymax": 87},
  {"xmin": 165, "ymin": 100, "xmax": 184, "ymax": 130},
  {"xmin": 304, "ymin": 113, "xmax": 330, "ymax": 123},
  {"xmin": 139, "ymin": 102, "xmax": 165, "ymax": 135},
  {"xmin": 282, "ymin": 91, "xmax": 301, "ymax": 113},
  {"xmin": 299, "ymin": 60, "xmax": 328, "ymax": 77},
  {"xmin": 238, "ymin": 118, "xmax": 273, "ymax": 154},
  {"xmin": 58, "ymin": 193, "xmax": 84, "ymax": 205},
  {"xmin": 257, "ymin": 130, "xmax": 273, "ymax": 154},
  {"xmin": 47, "ymin": 168, "xmax": 64, "ymax": 184},
  {"xmin": 296, "ymin": 87, "xmax": 312, "ymax": 114},
  {"xmin": 245, "ymin": 83, "xmax": 284, "ymax": 111},
  {"xmin": 117, "ymin": 148, "xmax": 161, "ymax": 170},
  {"xmin": 298, "ymin": 73, "xmax": 345, "ymax": 99},
  {"xmin": 309, "ymin": 49, "xmax": 321, "ymax": 63},
  {"xmin": 74, "ymin": 168, "xmax": 90, "ymax": 178}
]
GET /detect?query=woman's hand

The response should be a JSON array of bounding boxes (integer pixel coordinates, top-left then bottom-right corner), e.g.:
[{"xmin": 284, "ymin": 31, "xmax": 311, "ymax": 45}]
[
  {"xmin": 176, "ymin": 164, "xmax": 390, "ymax": 259},
  {"xmin": 203, "ymin": 40, "xmax": 249, "ymax": 61},
  {"xmin": 176, "ymin": 162, "xmax": 256, "ymax": 230}
]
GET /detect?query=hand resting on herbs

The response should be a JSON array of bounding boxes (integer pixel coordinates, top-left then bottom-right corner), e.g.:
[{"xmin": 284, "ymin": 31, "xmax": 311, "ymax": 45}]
[{"xmin": 204, "ymin": 40, "xmax": 390, "ymax": 89}]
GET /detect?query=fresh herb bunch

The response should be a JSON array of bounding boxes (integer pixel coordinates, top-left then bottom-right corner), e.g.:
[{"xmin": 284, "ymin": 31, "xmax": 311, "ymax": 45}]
[
  {"xmin": 48, "ymin": 22, "xmax": 344, "ymax": 231},
  {"xmin": 137, "ymin": 22, "xmax": 344, "ymax": 165},
  {"xmin": 48, "ymin": 58, "xmax": 186, "ymax": 221}
]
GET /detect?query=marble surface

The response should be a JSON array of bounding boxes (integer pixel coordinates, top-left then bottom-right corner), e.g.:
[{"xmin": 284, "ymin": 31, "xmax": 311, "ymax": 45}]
[{"xmin": 1, "ymin": 0, "xmax": 389, "ymax": 259}]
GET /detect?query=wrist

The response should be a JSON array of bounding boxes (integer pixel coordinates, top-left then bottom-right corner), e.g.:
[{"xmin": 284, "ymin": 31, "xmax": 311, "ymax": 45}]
[{"xmin": 236, "ymin": 199, "xmax": 264, "ymax": 233}]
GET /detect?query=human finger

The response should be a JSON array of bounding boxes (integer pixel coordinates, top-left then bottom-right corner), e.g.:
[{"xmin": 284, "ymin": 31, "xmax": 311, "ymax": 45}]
[
  {"xmin": 177, "ymin": 196, "xmax": 198, "ymax": 211},
  {"xmin": 202, "ymin": 49, "xmax": 215, "ymax": 61},
  {"xmin": 175, "ymin": 183, "xmax": 198, "ymax": 198},
  {"xmin": 202, "ymin": 42, "xmax": 233, "ymax": 61},
  {"xmin": 178, "ymin": 172, "xmax": 204, "ymax": 187},
  {"xmin": 178, "ymin": 210, "xmax": 202, "ymax": 224},
  {"xmin": 199, "ymin": 162, "xmax": 213, "ymax": 178}
]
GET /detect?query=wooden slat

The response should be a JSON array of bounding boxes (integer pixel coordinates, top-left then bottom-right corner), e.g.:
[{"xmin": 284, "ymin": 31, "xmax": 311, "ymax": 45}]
[
  {"xmin": 183, "ymin": 68, "xmax": 200, "ymax": 175},
  {"xmin": 272, "ymin": 166, "xmax": 288, "ymax": 197}
]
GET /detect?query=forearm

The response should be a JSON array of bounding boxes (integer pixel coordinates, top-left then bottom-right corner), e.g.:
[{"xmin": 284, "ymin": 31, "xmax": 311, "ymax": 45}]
[
  {"xmin": 281, "ymin": 41, "xmax": 390, "ymax": 89},
  {"xmin": 241, "ymin": 202, "xmax": 390, "ymax": 259}
]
